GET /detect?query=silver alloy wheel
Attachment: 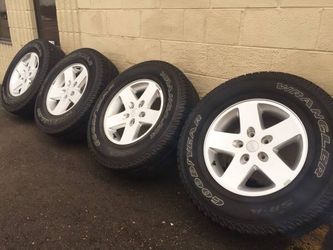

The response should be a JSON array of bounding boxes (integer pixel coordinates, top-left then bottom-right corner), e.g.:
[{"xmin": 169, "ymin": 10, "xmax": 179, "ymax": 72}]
[
  {"xmin": 203, "ymin": 99, "xmax": 308, "ymax": 197},
  {"xmin": 9, "ymin": 52, "xmax": 39, "ymax": 97},
  {"xmin": 46, "ymin": 63, "xmax": 88, "ymax": 116},
  {"xmin": 103, "ymin": 79, "xmax": 164, "ymax": 145}
]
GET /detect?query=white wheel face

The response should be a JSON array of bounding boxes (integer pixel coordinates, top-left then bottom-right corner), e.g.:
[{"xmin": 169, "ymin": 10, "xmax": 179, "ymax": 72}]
[
  {"xmin": 9, "ymin": 52, "xmax": 39, "ymax": 97},
  {"xmin": 203, "ymin": 99, "xmax": 308, "ymax": 197},
  {"xmin": 46, "ymin": 63, "xmax": 88, "ymax": 116},
  {"xmin": 103, "ymin": 79, "xmax": 164, "ymax": 145}
]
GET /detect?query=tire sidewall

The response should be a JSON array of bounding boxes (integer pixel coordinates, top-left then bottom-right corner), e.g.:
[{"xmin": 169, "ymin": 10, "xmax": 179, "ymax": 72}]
[
  {"xmin": 180, "ymin": 74, "xmax": 333, "ymax": 227},
  {"xmin": 89, "ymin": 63, "xmax": 180, "ymax": 168},
  {"xmin": 35, "ymin": 50, "xmax": 102, "ymax": 134},
  {"xmin": 1, "ymin": 40, "xmax": 49, "ymax": 112}
]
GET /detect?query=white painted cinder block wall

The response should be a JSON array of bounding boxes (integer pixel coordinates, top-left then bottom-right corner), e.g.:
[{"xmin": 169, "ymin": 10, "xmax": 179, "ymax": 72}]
[{"xmin": 1, "ymin": 0, "xmax": 333, "ymax": 97}]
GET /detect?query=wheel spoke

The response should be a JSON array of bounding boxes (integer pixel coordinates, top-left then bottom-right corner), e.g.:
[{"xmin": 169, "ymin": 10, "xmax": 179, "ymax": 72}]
[
  {"xmin": 15, "ymin": 62, "xmax": 26, "ymax": 75},
  {"xmin": 264, "ymin": 117, "xmax": 301, "ymax": 148},
  {"xmin": 64, "ymin": 67, "xmax": 75, "ymax": 85},
  {"xmin": 220, "ymin": 157, "xmax": 254, "ymax": 191},
  {"xmin": 120, "ymin": 123, "xmax": 141, "ymax": 143},
  {"xmin": 138, "ymin": 108, "xmax": 160, "ymax": 125},
  {"xmin": 205, "ymin": 130, "xmax": 239, "ymax": 155},
  {"xmin": 12, "ymin": 77, "xmax": 24, "ymax": 89},
  {"xmin": 237, "ymin": 102, "xmax": 262, "ymax": 133},
  {"xmin": 29, "ymin": 70, "xmax": 37, "ymax": 80},
  {"xmin": 119, "ymin": 87, "xmax": 138, "ymax": 109},
  {"xmin": 74, "ymin": 70, "xmax": 87, "ymax": 89},
  {"xmin": 53, "ymin": 98, "xmax": 71, "ymax": 114},
  {"xmin": 257, "ymin": 153, "xmax": 294, "ymax": 186},
  {"xmin": 139, "ymin": 82, "xmax": 159, "ymax": 108},
  {"xmin": 68, "ymin": 90, "xmax": 82, "ymax": 104},
  {"xmin": 27, "ymin": 55, "xmax": 37, "ymax": 69},
  {"xmin": 19, "ymin": 80, "xmax": 31, "ymax": 94},
  {"xmin": 105, "ymin": 112, "xmax": 127, "ymax": 130},
  {"xmin": 48, "ymin": 87, "xmax": 64, "ymax": 101},
  {"xmin": 13, "ymin": 82, "xmax": 23, "ymax": 92}
]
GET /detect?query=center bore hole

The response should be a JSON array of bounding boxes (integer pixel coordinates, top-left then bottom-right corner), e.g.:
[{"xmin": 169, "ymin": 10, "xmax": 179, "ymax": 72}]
[{"xmin": 247, "ymin": 127, "xmax": 255, "ymax": 138}]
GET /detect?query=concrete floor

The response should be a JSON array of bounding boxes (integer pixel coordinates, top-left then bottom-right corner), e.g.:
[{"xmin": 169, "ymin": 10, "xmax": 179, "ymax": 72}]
[{"xmin": 0, "ymin": 106, "xmax": 332, "ymax": 250}]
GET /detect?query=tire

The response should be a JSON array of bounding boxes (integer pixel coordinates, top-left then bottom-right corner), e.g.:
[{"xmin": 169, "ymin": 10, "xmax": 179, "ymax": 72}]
[
  {"xmin": 1, "ymin": 39, "xmax": 65, "ymax": 117},
  {"xmin": 34, "ymin": 48, "xmax": 118, "ymax": 139},
  {"xmin": 178, "ymin": 72, "xmax": 333, "ymax": 236},
  {"xmin": 88, "ymin": 61, "xmax": 199, "ymax": 175}
]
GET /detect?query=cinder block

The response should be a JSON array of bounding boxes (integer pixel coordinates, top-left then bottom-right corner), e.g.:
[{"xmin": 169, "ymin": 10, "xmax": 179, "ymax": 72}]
[
  {"xmin": 56, "ymin": 11, "xmax": 64, "ymax": 32},
  {"xmin": 271, "ymin": 49, "xmax": 333, "ymax": 95},
  {"xmin": 121, "ymin": 0, "xmax": 159, "ymax": 9},
  {"xmin": 161, "ymin": 41, "xmax": 207, "ymax": 75},
  {"xmin": 280, "ymin": 0, "xmax": 333, "ymax": 7},
  {"xmin": 79, "ymin": 10, "xmax": 107, "ymax": 34},
  {"xmin": 211, "ymin": 0, "xmax": 277, "ymax": 8},
  {"xmin": 161, "ymin": 0, "xmax": 209, "ymax": 8},
  {"xmin": 106, "ymin": 10, "xmax": 140, "ymax": 37},
  {"xmin": 317, "ymin": 9, "xmax": 333, "ymax": 52},
  {"xmin": 142, "ymin": 10, "xmax": 184, "ymax": 40},
  {"xmin": 27, "ymin": 10, "xmax": 37, "ymax": 29},
  {"xmin": 81, "ymin": 33, "xmax": 128, "ymax": 62},
  {"xmin": 65, "ymin": 11, "xmax": 73, "ymax": 32},
  {"xmin": 109, "ymin": 59, "xmax": 132, "ymax": 73},
  {"xmin": 72, "ymin": 11, "xmax": 79, "ymax": 32},
  {"xmin": 184, "ymin": 10, "xmax": 206, "ymax": 42},
  {"xmin": 186, "ymin": 73, "xmax": 225, "ymax": 97},
  {"xmin": 64, "ymin": 0, "xmax": 71, "ymax": 10},
  {"xmin": 206, "ymin": 10, "xmax": 242, "ymax": 45},
  {"xmin": 88, "ymin": 0, "xmax": 122, "ymax": 9},
  {"xmin": 207, "ymin": 44, "xmax": 277, "ymax": 78},
  {"xmin": 126, "ymin": 38, "xmax": 160, "ymax": 64},
  {"xmin": 241, "ymin": 8, "xmax": 321, "ymax": 49},
  {"xmin": 55, "ymin": 0, "xmax": 65, "ymax": 10},
  {"xmin": 77, "ymin": 0, "xmax": 90, "ymax": 9},
  {"xmin": 69, "ymin": 0, "xmax": 77, "ymax": 10}
]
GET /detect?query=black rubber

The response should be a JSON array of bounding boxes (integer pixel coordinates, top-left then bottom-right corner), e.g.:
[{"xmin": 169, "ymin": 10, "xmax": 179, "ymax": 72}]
[
  {"xmin": 34, "ymin": 48, "xmax": 118, "ymax": 139},
  {"xmin": 88, "ymin": 61, "xmax": 199, "ymax": 176},
  {"xmin": 1, "ymin": 39, "xmax": 65, "ymax": 117},
  {"xmin": 178, "ymin": 72, "xmax": 333, "ymax": 236}
]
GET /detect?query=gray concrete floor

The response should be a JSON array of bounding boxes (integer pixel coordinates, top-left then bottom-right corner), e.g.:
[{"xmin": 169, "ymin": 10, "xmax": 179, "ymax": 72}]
[{"xmin": 0, "ymin": 106, "xmax": 332, "ymax": 249}]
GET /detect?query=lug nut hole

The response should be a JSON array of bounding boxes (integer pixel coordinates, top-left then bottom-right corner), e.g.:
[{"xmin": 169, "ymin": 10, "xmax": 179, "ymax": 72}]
[
  {"xmin": 258, "ymin": 152, "xmax": 268, "ymax": 162},
  {"xmin": 139, "ymin": 112, "xmax": 145, "ymax": 117},
  {"xmin": 261, "ymin": 135, "xmax": 273, "ymax": 144},
  {"xmin": 129, "ymin": 102, "xmax": 134, "ymax": 109},
  {"xmin": 129, "ymin": 118, "xmax": 135, "ymax": 126},
  {"xmin": 139, "ymin": 100, "xmax": 145, "ymax": 107},
  {"xmin": 247, "ymin": 127, "xmax": 255, "ymax": 138},
  {"xmin": 232, "ymin": 140, "xmax": 244, "ymax": 148},
  {"xmin": 240, "ymin": 154, "xmax": 250, "ymax": 164}
]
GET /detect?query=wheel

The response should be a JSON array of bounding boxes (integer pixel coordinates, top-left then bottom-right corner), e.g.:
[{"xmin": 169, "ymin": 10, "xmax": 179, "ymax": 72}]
[
  {"xmin": 88, "ymin": 61, "xmax": 199, "ymax": 175},
  {"xmin": 1, "ymin": 39, "xmax": 65, "ymax": 117},
  {"xmin": 34, "ymin": 48, "xmax": 118, "ymax": 139},
  {"xmin": 178, "ymin": 72, "xmax": 333, "ymax": 235}
]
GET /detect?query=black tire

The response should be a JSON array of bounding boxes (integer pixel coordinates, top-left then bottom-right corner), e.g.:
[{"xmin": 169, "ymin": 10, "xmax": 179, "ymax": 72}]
[
  {"xmin": 34, "ymin": 48, "xmax": 118, "ymax": 139},
  {"xmin": 88, "ymin": 61, "xmax": 199, "ymax": 175},
  {"xmin": 178, "ymin": 72, "xmax": 333, "ymax": 236},
  {"xmin": 1, "ymin": 39, "xmax": 65, "ymax": 117}
]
